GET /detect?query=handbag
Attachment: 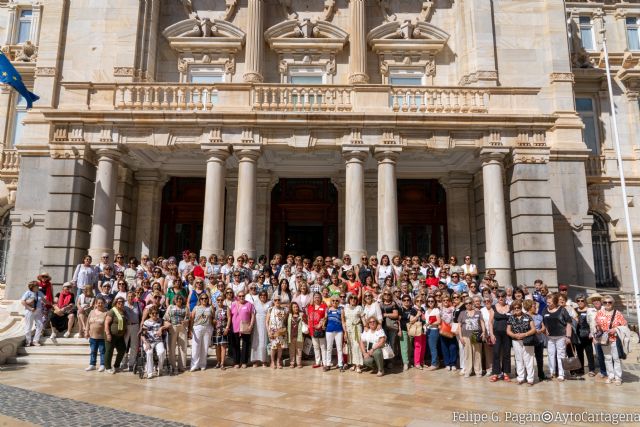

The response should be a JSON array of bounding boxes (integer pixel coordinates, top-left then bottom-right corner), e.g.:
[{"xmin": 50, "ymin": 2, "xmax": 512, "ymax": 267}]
[
  {"xmin": 522, "ymin": 334, "xmax": 536, "ymax": 346},
  {"xmin": 407, "ymin": 321, "xmax": 423, "ymax": 337},
  {"xmin": 313, "ymin": 329, "xmax": 326, "ymax": 338},
  {"xmin": 439, "ymin": 321, "xmax": 455, "ymax": 338},
  {"xmin": 382, "ymin": 343, "xmax": 395, "ymax": 360},
  {"xmin": 301, "ymin": 322, "xmax": 309, "ymax": 335},
  {"xmin": 384, "ymin": 317, "xmax": 398, "ymax": 331},
  {"xmin": 471, "ymin": 330, "xmax": 483, "ymax": 344},
  {"xmin": 240, "ymin": 320, "xmax": 252, "ymax": 334},
  {"xmin": 561, "ymin": 344, "xmax": 582, "ymax": 371},
  {"xmin": 597, "ymin": 309, "xmax": 618, "ymax": 346}
]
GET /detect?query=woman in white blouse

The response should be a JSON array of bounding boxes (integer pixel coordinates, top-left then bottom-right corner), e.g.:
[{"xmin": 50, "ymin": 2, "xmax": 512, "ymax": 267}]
[
  {"xmin": 376, "ymin": 255, "xmax": 393, "ymax": 285},
  {"xmin": 361, "ymin": 292, "xmax": 382, "ymax": 324}
]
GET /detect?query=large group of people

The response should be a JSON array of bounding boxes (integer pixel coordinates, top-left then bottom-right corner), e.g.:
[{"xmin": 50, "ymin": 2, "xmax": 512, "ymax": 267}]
[{"xmin": 20, "ymin": 250, "xmax": 632, "ymax": 385}]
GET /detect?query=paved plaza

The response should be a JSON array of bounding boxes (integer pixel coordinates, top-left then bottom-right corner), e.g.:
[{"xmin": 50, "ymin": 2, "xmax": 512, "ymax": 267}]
[{"xmin": 0, "ymin": 357, "xmax": 639, "ymax": 427}]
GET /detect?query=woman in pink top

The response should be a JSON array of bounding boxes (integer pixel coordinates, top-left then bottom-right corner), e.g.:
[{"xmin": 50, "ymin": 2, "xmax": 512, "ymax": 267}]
[{"xmin": 230, "ymin": 290, "xmax": 255, "ymax": 368}]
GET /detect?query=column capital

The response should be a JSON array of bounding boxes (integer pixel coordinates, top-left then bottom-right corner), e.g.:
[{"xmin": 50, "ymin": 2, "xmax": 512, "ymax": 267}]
[
  {"xmin": 374, "ymin": 146, "xmax": 402, "ymax": 163},
  {"xmin": 94, "ymin": 147, "xmax": 124, "ymax": 162},
  {"xmin": 342, "ymin": 145, "xmax": 369, "ymax": 162},
  {"xmin": 202, "ymin": 144, "xmax": 231, "ymax": 162},
  {"xmin": 480, "ymin": 147, "xmax": 509, "ymax": 165},
  {"xmin": 233, "ymin": 145, "xmax": 261, "ymax": 162}
]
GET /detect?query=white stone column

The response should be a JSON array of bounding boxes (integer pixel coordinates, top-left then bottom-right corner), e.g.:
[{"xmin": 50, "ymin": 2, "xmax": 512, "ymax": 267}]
[
  {"xmin": 133, "ymin": 170, "xmax": 166, "ymax": 258},
  {"xmin": 243, "ymin": 0, "xmax": 264, "ymax": 83},
  {"xmin": 233, "ymin": 146, "xmax": 261, "ymax": 258},
  {"xmin": 348, "ymin": 0, "xmax": 369, "ymax": 84},
  {"xmin": 481, "ymin": 148, "xmax": 512, "ymax": 285},
  {"xmin": 89, "ymin": 149, "xmax": 121, "ymax": 260},
  {"xmin": 375, "ymin": 147, "xmax": 400, "ymax": 259},
  {"xmin": 201, "ymin": 146, "xmax": 230, "ymax": 258},
  {"xmin": 343, "ymin": 146, "xmax": 368, "ymax": 259}
]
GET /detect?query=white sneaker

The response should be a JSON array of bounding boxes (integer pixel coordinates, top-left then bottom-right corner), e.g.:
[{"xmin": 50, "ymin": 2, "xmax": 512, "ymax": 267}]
[
  {"xmin": 85, "ymin": 365, "xmax": 96, "ymax": 371},
  {"xmin": 190, "ymin": 367, "xmax": 199, "ymax": 372},
  {"xmin": 63, "ymin": 331, "xmax": 71, "ymax": 338},
  {"xmin": 147, "ymin": 372, "xmax": 154, "ymax": 379},
  {"xmin": 98, "ymin": 365, "xmax": 105, "ymax": 372},
  {"xmin": 106, "ymin": 368, "xmax": 116, "ymax": 374}
]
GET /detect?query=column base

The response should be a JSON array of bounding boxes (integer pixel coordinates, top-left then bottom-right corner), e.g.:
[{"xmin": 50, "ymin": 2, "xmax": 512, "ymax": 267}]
[
  {"xmin": 233, "ymin": 248, "xmax": 256, "ymax": 260},
  {"xmin": 200, "ymin": 248, "xmax": 224, "ymax": 258},
  {"xmin": 88, "ymin": 247, "xmax": 114, "ymax": 261},
  {"xmin": 377, "ymin": 249, "xmax": 400, "ymax": 260}
]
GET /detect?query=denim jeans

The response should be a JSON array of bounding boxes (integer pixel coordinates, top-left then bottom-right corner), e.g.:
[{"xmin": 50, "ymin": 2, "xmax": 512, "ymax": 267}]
[
  {"xmin": 440, "ymin": 335, "xmax": 458, "ymax": 367},
  {"xmin": 89, "ymin": 338, "xmax": 105, "ymax": 366},
  {"xmin": 426, "ymin": 328, "xmax": 440, "ymax": 366}
]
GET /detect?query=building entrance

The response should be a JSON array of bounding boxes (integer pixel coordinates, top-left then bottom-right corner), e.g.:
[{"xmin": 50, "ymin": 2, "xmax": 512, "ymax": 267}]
[{"xmin": 270, "ymin": 178, "xmax": 338, "ymax": 258}]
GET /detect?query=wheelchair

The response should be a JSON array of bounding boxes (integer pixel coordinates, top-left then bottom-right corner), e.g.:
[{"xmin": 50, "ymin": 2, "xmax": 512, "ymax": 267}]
[{"xmin": 132, "ymin": 329, "xmax": 174, "ymax": 379}]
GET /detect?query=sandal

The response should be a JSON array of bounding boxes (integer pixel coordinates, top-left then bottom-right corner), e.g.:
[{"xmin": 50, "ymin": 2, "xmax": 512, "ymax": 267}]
[
  {"xmin": 220, "ymin": 366, "xmax": 226, "ymax": 371},
  {"xmin": 489, "ymin": 375, "xmax": 499, "ymax": 382},
  {"xmin": 503, "ymin": 374, "xmax": 511, "ymax": 382},
  {"xmin": 356, "ymin": 367, "xmax": 362, "ymax": 373},
  {"xmin": 588, "ymin": 371, "xmax": 597, "ymax": 377}
]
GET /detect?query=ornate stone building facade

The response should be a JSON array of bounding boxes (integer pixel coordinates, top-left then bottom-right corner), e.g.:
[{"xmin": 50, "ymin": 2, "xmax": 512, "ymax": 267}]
[{"xmin": 1, "ymin": 0, "xmax": 639, "ymax": 298}]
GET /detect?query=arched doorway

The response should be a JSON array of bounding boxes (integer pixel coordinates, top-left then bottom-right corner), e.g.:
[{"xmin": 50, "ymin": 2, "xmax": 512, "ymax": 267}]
[
  {"xmin": 159, "ymin": 178, "xmax": 207, "ymax": 259},
  {"xmin": 270, "ymin": 178, "xmax": 338, "ymax": 258},
  {"xmin": 591, "ymin": 211, "xmax": 614, "ymax": 288},
  {"xmin": 397, "ymin": 179, "xmax": 447, "ymax": 257}
]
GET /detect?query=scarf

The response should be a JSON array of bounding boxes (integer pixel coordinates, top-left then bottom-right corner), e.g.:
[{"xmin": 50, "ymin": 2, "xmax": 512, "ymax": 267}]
[
  {"xmin": 112, "ymin": 308, "xmax": 124, "ymax": 331},
  {"xmin": 58, "ymin": 290, "xmax": 72, "ymax": 309},
  {"xmin": 39, "ymin": 280, "xmax": 53, "ymax": 306}
]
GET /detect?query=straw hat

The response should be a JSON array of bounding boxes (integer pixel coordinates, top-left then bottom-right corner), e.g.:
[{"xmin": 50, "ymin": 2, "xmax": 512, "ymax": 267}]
[
  {"xmin": 37, "ymin": 272, "xmax": 50, "ymax": 281},
  {"xmin": 587, "ymin": 292, "xmax": 603, "ymax": 303}
]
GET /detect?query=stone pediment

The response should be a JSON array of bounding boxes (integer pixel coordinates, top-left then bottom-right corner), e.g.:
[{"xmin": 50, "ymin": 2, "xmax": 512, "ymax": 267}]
[
  {"xmin": 367, "ymin": 20, "xmax": 449, "ymax": 55},
  {"xmin": 265, "ymin": 19, "xmax": 348, "ymax": 53},
  {"xmin": 163, "ymin": 18, "xmax": 245, "ymax": 53}
]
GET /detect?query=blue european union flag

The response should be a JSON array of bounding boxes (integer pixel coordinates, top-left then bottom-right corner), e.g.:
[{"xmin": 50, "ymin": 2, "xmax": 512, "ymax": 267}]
[{"xmin": 0, "ymin": 52, "xmax": 39, "ymax": 109}]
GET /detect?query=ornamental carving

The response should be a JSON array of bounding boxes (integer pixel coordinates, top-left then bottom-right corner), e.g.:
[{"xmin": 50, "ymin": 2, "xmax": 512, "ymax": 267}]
[
  {"xmin": 549, "ymin": 72, "xmax": 574, "ymax": 83},
  {"xmin": 113, "ymin": 67, "xmax": 135, "ymax": 77},
  {"xmin": 278, "ymin": 0, "xmax": 337, "ymax": 23},
  {"xmin": 378, "ymin": 0, "xmax": 434, "ymax": 24},
  {"xmin": 178, "ymin": 0, "xmax": 238, "ymax": 22},
  {"xmin": 35, "ymin": 67, "xmax": 56, "ymax": 77}
]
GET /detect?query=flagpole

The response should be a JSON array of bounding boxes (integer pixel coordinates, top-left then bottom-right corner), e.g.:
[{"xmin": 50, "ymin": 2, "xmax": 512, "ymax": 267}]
[{"xmin": 600, "ymin": 26, "xmax": 640, "ymax": 324}]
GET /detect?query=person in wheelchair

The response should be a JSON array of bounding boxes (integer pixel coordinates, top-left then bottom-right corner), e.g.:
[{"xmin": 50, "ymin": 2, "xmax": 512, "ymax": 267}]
[{"xmin": 141, "ymin": 306, "xmax": 171, "ymax": 379}]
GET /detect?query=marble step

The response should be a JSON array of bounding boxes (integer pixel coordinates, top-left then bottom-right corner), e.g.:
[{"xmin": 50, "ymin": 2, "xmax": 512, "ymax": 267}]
[{"xmin": 7, "ymin": 355, "xmax": 91, "ymax": 365}]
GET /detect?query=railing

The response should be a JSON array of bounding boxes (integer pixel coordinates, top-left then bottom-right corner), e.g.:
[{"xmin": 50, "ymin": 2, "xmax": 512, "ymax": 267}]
[
  {"xmin": 389, "ymin": 87, "xmax": 489, "ymax": 113},
  {"xmin": 585, "ymin": 155, "xmax": 605, "ymax": 176},
  {"xmin": 0, "ymin": 149, "xmax": 19, "ymax": 173},
  {"xmin": 114, "ymin": 84, "xmax": 219, "ymax": 111},
  {"xmin": 252, "ymin": 85, "xmax": 353, "ymax": 112}
]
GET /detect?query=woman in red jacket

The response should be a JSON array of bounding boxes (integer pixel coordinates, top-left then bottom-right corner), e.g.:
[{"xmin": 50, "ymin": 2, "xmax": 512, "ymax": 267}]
[{"xmin": 307, "ymin": 292, "xmax": 327, "ymax": 369}]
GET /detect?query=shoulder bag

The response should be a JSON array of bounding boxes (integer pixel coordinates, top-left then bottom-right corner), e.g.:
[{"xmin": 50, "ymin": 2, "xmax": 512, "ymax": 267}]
[
  {"xmin": 439, "ymin": 321, "xmax": 455, "ymax": 338},
  {"xmin": 382, "ymin": 343, "xmax": 395, "ymax": 359},
  {"xmin": 597, "ymin": 310, "xmax": 617, "ymax": 346},
  {"xmin": 407, "ymin": 321, "xmax": 423, "ymax": 337}
]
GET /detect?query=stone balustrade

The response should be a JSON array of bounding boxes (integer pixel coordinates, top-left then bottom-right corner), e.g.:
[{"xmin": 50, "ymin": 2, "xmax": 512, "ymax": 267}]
[
  {"xmin": 114, "ymin": 84, "xmax": 220, "ymax": 111},
  {"xmin": 0, "ymin": 149, "xmax": 19, "ymax": 173},
  {"xmin": 61, "ymin": 83, "xmax": 539, "ymax": 115},
  {"xmin": 252, "ymin": 85, "xmax": 353, "ymax": 112},
  {"xmin": 389, "ymin": 87, "xmax": 489, "ymax": 113}
]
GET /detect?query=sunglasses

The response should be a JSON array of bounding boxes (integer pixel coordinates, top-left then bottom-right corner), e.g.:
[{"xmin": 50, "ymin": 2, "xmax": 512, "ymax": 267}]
[
  {"xmin": 339, "ymin": 295, "xmax": 346, "ymax": 298},
  {"xmin": 402, "ymin": 298, "xmax": 411, "ymax": 302},
  {"xmin": 604, "ymin": 301, "xmax": 614, "ymax": 304},
  {"xmin": 576, "ymin": 299, "xmax": 585, "ymax": 302}
]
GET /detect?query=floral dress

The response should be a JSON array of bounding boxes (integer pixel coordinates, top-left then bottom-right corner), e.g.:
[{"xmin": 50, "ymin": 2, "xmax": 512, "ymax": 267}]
[
  {"xmin": 213, "ymin": 305, "xmax": 229, "ymax": 345},
  {"xmin": 268, "ymin": 305, "xmax": 288, "ymax": 350},
  {"xmin": 344, "ymin": 304, "xmax": 364, "ymax": 365}
]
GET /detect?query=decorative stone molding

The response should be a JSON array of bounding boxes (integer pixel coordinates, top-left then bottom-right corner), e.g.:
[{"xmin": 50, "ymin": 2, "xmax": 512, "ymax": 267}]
[
  {"xmin": 265, "ymin": 19, "xmax": 348, "ymax": 52},
  {"xmin": 350, "ymin": 128, "xmax": 363, "ymax": 145},
  {"xmin": 511, "ymin": 146, "xmax": 550, "ymax": 165},
  {"xmin": 515, "ymin": 129, "xmax": 546, "ymax": 147},
  {"xmin": 382, "ymin": 129, "xmax": 397, "ymax": 145},
  {"xmin": 377, "ymin": 0, "xmax": 434, "ymax": 24},
  {"xmin": 241, "ymin": 128, "xmax": 256, "ymax": 144},
  {"xmin": 34, "ymin": 67, "xmax": 56, "ymax": 77},
  {"xmin": 208, "ymin": 128, "xmax": 223, "ymax": 144},
  {"xmin": 113, "ymin": 67, "xmax": 135, "ymax": 77},
  {"xmin": 487, "ymin": 129, "xmax": 502, "ymax": 146},
  {"xmin": 278, "ymin": 0, "xmax": 336, "ymax": 22},
  {"xmin": 459, "ymin": 71, "xmax": 499, "ymax": 86},
  {"xmin": 550, "ymin": 72, "xmax": 575, "ymax": 83}
]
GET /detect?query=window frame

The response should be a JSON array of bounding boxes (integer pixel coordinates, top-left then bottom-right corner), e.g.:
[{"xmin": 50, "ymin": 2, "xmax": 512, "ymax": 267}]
[
  {"xmin": 626, "ymin": 17, "xmax": 640, "ymax": 51},
  {"xmin": 575, "ymin": 96, "xmax": 601, "ymax": 155},
  {"xmin": 388, "ymin": 67, "xmax": 426, "ymax": 87},
  {"xmin": 15, "ymin": 8, "xmax": 33, "ymax": 44},
  {"xmin": 187, "ymin": 65, "xmax": 226, "ymax": 84},
  {"xmin": 286, "ymin": 66, "xmax": 326, "ymax": 85},
  {"xmin": 578, "ymin": 16, "xmax": 596, "ymax": 52},
  {"xmin": 8, "ymin": 93, "xmax": 27, "ymax": 148}
]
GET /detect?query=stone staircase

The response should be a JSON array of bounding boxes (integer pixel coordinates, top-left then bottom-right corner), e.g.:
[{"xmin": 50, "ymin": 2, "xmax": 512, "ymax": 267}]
[{"xmin": 9, "ymin": 336, "xmax": 219, "ymax": 366}]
